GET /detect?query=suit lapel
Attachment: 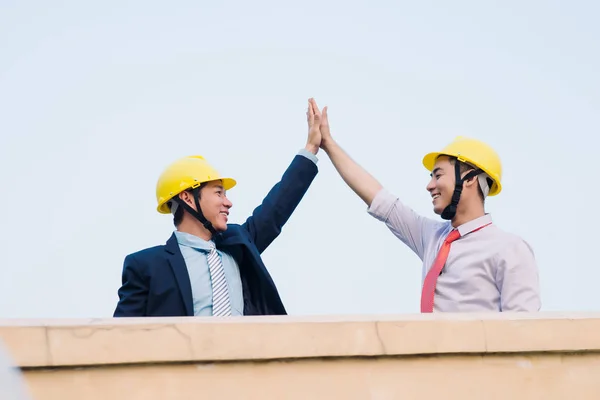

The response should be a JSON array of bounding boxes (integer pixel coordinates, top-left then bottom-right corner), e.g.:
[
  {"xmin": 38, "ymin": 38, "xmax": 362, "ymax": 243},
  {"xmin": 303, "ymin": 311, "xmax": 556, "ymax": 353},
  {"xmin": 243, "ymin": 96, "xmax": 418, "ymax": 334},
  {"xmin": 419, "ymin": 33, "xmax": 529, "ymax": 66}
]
[{"xmin": 165, "ymin": 233, "xmax": 194, "ymax": 316}]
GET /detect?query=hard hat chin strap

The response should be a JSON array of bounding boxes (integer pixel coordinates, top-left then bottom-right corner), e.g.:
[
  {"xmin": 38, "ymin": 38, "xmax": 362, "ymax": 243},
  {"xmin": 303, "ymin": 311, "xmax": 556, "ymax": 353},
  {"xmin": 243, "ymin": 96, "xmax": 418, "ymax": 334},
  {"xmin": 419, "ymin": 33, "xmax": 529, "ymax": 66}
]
[
  {"xmin": 173, "ymin": 187, "xmax": 220, "ymax": 238},
  {"xmin": 441, "ymin": 161, "xmax": 483, "ymax": 220}
]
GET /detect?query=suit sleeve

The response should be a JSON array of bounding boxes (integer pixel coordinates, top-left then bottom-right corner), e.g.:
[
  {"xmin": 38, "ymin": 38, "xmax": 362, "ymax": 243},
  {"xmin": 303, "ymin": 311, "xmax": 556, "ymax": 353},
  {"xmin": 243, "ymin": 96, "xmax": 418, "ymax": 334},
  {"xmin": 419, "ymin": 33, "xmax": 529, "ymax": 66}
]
[
  {"xmin": 242, "ymin": 152, "xmax": 318, "ymax": 254},
  {"xmin": 113, "ymin": 255, "xmax": 149, "ymax": 317}
]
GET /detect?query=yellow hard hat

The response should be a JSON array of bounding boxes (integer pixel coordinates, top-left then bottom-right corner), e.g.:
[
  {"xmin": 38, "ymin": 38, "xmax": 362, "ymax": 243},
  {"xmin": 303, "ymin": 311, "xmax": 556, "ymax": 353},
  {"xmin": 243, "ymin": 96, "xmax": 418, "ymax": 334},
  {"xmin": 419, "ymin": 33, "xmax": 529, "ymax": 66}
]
[
  {"xmin": 422, "ymin": 136, "xmax": 503, "ymax": 196},
  {"xmin": 155, "ymin": 155, "xmax": 236, "ymax": 214}
]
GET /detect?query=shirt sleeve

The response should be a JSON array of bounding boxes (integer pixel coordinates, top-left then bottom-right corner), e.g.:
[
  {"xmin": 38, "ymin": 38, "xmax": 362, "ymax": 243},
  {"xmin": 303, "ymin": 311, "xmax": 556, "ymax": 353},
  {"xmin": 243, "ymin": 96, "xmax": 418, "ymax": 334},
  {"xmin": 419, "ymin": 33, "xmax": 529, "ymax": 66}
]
[
  {"xmin": 367, "ymin": 188, "xmax": 443, "ymax": 260},
  {"xmin": 495, "ymin": 237, "xmax": 541, "ymax": 312},
  {"xmin": 297, "ymin": 148, "xmax": 318, "ymax": 165}
]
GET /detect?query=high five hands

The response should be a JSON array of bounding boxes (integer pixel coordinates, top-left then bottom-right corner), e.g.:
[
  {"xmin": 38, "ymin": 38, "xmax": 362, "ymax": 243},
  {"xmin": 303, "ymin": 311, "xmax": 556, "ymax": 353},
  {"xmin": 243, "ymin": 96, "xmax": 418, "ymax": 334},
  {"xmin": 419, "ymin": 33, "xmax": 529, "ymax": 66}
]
[{"xmin": 306, "ymin": 98, "xmax": 334, "ymax": 155}]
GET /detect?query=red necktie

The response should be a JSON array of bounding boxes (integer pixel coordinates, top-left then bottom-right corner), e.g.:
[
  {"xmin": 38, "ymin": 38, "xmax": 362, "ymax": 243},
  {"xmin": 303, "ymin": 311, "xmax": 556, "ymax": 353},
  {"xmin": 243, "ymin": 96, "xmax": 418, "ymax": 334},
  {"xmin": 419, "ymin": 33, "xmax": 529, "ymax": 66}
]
[{"xmin": 420, "ymin": 229, "xmax": 461, "ymax": 313}]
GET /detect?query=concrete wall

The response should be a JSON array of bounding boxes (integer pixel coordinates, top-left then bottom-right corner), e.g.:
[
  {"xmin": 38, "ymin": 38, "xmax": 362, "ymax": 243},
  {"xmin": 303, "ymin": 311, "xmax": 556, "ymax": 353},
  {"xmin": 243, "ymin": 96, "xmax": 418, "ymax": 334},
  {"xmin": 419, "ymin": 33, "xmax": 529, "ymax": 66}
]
[{"xmin": 1, "ymin": 313, "xmax": 600, "ymax": 399}]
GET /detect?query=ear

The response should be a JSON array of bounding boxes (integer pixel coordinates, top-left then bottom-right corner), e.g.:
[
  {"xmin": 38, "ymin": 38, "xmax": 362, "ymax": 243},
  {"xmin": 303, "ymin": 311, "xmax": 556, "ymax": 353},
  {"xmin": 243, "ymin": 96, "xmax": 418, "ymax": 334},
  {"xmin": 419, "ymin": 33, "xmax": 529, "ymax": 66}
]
[
  {"xmin": 178, "ymin": 191, "xmax": 195, "ymax": 207},
  {"xmin": 462, "ymin": 173, "xmax": 478, "ymax": 189}
]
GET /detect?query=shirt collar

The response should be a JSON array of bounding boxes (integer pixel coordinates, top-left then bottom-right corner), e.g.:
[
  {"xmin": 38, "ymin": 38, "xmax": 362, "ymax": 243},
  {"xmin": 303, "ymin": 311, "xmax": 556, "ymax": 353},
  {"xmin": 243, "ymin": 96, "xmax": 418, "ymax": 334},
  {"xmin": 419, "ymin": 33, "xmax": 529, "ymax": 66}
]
[
  {"xmin": 456, "ymin": 214, "xmax": 493, "ymax": 237},
  {"xmin": 174, "ymin": 231, "xmax": 214, "ymax": 252}
]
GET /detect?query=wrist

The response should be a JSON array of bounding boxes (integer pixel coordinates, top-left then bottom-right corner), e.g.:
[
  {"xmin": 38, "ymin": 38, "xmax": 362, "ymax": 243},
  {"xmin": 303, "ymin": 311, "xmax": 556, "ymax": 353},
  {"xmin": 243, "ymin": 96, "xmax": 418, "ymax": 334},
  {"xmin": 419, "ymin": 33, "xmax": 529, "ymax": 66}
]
[
  {"xmin": 304, "ymin": 143, "xmax": 319, "ymax": 155},
  {"xmin": 321, "ymin": 137, "xmax": 336, "ymax": 153}
]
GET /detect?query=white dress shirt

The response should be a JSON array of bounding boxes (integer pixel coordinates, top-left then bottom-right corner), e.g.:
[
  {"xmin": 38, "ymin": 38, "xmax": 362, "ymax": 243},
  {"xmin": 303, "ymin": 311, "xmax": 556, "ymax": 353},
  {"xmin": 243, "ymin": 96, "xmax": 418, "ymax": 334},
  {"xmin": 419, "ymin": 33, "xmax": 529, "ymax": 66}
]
[{"xmin": 368, "ymin": 188, "xmax": 541, "ymax": 312}]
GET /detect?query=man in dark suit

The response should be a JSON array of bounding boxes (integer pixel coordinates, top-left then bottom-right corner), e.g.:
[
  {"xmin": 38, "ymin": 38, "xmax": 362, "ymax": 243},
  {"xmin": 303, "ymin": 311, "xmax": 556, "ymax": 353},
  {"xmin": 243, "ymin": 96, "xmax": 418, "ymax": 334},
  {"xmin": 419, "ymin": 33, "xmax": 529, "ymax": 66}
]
[{"xmin": 113, "ymin": 99, "xmax": 322, "ymax": 317}]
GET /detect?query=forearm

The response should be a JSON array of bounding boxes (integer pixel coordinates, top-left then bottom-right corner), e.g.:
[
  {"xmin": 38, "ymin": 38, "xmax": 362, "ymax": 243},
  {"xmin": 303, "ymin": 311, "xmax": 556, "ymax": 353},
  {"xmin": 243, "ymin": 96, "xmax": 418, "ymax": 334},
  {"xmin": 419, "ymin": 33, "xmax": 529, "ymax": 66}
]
[
  {"xmin": 242, "ymin": 153, "xmax": 318, "ymax": 253},
  {"xmin": 323, "ymin": 139, "xmax": 383, "ymax": 206}
]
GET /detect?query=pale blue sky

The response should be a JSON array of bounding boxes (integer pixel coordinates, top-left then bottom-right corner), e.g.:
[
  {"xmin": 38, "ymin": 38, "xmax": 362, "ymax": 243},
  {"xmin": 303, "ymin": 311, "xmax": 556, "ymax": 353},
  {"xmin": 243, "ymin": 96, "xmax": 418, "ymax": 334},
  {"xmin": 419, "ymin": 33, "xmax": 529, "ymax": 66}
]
[{"xmin": 0, "ymin": 1, "xmax": 598, "ymax": 318}]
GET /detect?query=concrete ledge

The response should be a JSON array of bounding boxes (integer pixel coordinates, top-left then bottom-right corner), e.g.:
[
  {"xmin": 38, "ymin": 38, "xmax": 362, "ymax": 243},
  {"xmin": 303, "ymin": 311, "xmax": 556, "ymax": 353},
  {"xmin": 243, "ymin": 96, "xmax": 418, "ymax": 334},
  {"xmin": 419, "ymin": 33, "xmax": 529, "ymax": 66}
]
[{"xmin": 1, "ymin": 312, "xmax": 599, "ymax": 368}]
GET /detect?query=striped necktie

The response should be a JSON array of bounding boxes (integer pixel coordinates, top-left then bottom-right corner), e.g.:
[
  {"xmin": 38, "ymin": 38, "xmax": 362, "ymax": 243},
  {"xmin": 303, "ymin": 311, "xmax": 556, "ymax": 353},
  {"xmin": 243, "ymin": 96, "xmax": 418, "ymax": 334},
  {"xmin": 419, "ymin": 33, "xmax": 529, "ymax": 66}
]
[{"xmin": 207, "ymin": 242, "xmax": 231, "ymax": 317}]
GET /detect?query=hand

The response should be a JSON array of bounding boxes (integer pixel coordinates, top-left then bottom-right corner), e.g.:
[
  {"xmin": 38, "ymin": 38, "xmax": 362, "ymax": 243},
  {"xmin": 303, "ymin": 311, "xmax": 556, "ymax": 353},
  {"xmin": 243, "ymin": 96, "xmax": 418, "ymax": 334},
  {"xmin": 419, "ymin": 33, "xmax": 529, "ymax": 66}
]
[
  {"xmin": 320, "ymin": 103, "xmax": 334, "ymax": 151},
  {"xmin": 305, "ymin": 98, "xmax": 321, "ymax": 155},
  {"xmin": 308, "ymin": 98, "xmax": 334, "ymax": 152}
]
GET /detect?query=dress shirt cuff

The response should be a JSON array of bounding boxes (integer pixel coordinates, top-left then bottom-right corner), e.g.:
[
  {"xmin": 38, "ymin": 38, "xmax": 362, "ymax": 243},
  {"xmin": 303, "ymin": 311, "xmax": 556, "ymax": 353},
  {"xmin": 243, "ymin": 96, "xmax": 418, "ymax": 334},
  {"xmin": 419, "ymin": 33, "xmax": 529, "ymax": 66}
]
[{"xmin": 297, "ymin": 148, "xmax": 319, "ymax": 165}]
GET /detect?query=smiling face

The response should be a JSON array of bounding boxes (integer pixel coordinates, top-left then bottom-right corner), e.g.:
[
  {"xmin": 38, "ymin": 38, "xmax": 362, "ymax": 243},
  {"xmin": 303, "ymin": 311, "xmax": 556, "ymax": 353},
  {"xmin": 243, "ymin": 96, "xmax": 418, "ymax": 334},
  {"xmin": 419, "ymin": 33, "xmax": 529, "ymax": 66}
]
[
  {"xmin": 197, "ymin": 180, "xmax": 233, "ymax": 232},
  {"xmin": 426, "ymin": 156, "xmax": 456, "ymax": 215},
  {"xmin": 177, "ymin": 179, "xmax": 233, "ymax": 233},
  {"xmin": 426, "ymin": 155, "xmax": 485, "ymax": 216}
]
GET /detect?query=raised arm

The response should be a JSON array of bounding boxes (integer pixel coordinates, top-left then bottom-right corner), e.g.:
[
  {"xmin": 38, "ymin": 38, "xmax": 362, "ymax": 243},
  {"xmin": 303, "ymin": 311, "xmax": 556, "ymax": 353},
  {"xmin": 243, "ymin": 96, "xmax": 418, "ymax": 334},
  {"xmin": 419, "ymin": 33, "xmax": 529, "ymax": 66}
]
[
  {"xmin": 312, "ymin": 99, "xmax": 442, "ymax": 259},
  {"xmin": 312, "ymin": 99, "xmax": 383, "ymax": 207},
  {"xmin": 240, "ymin": 99, "xmax": 321, "ymax": 253}
]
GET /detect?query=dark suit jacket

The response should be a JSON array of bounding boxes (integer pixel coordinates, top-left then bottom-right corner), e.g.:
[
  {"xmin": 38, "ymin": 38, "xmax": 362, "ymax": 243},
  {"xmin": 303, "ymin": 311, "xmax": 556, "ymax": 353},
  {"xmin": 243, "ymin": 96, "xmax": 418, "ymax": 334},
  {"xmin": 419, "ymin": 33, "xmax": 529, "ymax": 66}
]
[{"xmin": 113, "ymin": 154, "xmax": 318, "ymax": 317}]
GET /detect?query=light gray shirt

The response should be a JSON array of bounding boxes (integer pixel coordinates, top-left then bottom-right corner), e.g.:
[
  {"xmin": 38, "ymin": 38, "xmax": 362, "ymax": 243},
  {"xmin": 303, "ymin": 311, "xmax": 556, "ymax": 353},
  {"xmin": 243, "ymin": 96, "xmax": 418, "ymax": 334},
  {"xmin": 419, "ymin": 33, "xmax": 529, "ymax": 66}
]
[
  {"xmin": 367, "ymin": 188, "xmax": 541, "ymax": 312},
  {"xmin": 175, "ymin": 231, "xmax": 245, "ymax": 316}
]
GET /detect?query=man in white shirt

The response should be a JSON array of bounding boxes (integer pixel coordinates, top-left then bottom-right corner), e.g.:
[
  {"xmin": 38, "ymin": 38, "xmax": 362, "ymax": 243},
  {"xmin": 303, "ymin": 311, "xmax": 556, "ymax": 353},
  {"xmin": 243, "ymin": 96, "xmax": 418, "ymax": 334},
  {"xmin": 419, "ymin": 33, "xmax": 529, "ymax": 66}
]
[{"xmin": 311, "ymin": 99, "xmax": 540, "ymax": 312}]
